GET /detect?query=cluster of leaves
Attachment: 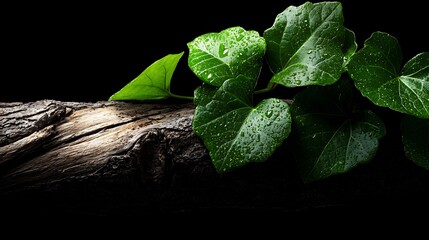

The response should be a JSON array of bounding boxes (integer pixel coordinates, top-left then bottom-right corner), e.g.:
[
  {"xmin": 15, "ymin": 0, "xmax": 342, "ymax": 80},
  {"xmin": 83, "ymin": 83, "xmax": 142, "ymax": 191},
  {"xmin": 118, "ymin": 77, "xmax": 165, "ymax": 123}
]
[{"xmin": 109, "ymin": 1, "xmax": 428, "ymax": 183}]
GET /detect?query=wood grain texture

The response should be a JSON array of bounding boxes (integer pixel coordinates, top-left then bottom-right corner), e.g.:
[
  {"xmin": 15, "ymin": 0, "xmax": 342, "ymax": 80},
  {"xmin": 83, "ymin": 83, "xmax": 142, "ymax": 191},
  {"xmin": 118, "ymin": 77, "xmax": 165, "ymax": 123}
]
[
  {"xmin": 0, "ymin": 100, "xmax": 214, "ymax": 192},
  {"xmin": 1, "ymin": 100, "xmax": 429, "ymax": 216}
]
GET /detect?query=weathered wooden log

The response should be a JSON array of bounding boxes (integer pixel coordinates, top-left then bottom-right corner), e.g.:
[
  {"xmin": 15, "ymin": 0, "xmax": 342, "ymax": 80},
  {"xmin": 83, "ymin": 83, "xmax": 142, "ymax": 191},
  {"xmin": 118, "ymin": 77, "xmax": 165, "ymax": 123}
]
[
  {"xmin": 0, "ymin": 100, "xmax": 219, "ymax": 215},
  {"xmin": 1, "ymin": 100, "xmax": 429, "ymax": 216},
  {"xmin": 0, "ymin": 100, "xmax": 213, "ymax": 188}
]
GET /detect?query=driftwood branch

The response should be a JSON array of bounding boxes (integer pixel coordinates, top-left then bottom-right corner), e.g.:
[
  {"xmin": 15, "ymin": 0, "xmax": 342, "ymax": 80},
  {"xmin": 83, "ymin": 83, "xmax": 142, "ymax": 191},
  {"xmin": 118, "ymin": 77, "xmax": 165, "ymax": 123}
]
[{"xmin": 1, "ymin": 100, "xmax": 429, "ymax": 216}]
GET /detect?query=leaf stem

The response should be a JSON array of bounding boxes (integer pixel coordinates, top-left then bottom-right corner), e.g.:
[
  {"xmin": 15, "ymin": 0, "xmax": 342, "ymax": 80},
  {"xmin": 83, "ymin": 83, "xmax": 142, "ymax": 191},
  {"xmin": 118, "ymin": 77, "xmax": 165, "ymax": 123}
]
[
  {"xmin": 254, "ymin": 83, "xmax": 278, "ymax": 95},
  {"xmin": 169, "ymin": 93, "xmax": 194, "ymax": 100}
]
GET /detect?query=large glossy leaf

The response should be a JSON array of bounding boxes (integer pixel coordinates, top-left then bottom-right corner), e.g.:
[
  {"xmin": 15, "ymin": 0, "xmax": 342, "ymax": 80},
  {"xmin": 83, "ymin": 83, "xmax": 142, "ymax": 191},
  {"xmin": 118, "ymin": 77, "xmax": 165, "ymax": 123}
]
[
  {"xmin": 401, "ymin": 115, "xmax": 429, "ymax": 170},
  {"xmin": 347, "ymin": 31, "xmax": 429, "ymax": 119},
  {"xmin": 193, "ymin": 75, "xmax": 291, "ymax": 173},
  {"xmin": 290, "ymin": 77, "xmax": 386, "ymax": 183},
  {"xmin": 187, "ymin": 26, "xmax": 266, "ymax": 87},
  {"xmin": 109, "ymin": 52, "xmax": 184, "ymax": 101},
  {"xmin": 263, "ymin": 1, "xmax": 345, "ymax": 87}
]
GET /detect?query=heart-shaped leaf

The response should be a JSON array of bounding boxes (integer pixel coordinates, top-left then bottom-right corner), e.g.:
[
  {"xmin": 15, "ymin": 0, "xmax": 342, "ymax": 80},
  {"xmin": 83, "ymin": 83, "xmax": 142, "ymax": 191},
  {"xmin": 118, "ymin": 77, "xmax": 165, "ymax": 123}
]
[
  {"xmin": 401, "ymin": 115, "xmax": 429, "ymax": 170},
  {"xmin": 193, "ymin": 76, "xmax": 291, "ymax": 173},
  {"xmin": 263, "ymin": 1, "xmax": 345, "ymax": 87},
  {"xmin": 347, "ymin": 31, "xmax": 429, "ymax": 119},
  {"xmin": 109, "ymin": 52, "xmax": 184, "ymax": 101},
  {"xmin": 290, "ymin": 77, "xmax": 386, "ymax": 183},
  {"xmin": 187, "ymin": 26, "xmax": 266, "ymax": 87}
]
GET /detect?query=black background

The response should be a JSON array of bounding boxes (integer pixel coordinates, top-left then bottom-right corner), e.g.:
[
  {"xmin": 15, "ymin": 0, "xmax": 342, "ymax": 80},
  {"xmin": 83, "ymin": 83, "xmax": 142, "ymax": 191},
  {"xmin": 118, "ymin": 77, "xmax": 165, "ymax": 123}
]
[
  {"xmin": 1, "ymin": 1, "xmax": 427, "ymax": 102},
  {"xmin": 1, "ymin": 1, "xmax": 429, "ymax": 219}
]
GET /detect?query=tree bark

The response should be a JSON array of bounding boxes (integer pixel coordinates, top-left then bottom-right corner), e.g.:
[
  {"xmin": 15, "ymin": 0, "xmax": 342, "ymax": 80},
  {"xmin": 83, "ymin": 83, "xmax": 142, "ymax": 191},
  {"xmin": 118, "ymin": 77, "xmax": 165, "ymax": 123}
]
[
  {"xmin": 1, "ymin": 100, "xmax": 429, "ymax": 216},
  {"xmin": 0, "ymin": 100, "xmax": 217, "ymax": 216}
]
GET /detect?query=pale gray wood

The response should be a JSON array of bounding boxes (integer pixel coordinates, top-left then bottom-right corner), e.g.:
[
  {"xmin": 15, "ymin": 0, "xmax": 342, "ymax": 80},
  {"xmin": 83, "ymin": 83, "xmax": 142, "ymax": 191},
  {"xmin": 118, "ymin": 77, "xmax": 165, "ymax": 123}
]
[{"xmin": 0, "ymin": 100, "xmax": 213, "ymax": 193}]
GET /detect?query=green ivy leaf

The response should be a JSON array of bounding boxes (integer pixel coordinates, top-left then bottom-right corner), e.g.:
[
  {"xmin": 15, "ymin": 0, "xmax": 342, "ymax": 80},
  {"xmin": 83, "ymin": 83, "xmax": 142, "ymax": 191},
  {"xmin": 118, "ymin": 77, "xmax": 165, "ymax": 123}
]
[
  {"xmin": 263, "ymin": 1, "xmax": 345, "ymax": 87},
  {"xmin": 290, "ymin": 77, "xmax": 386, "ymax": 183},
  {"xmin": 109, "ymin": 52, "xmax": 184, "ymax": 101},
  {"xmin": 347, "ymin": 31, "xmax": 429, "ymax": 119},
  {"xmin": 401, "ymin": 115, "xmax": 429, "ymax": 170},
  {"xmin": 342, "ymin": 28, "xmax": 357, "ymax": 69},
  {"xmin": 187, "ymin": 26, "xmax": 266, "ymax": 87},
  {"xmin": 193, "ymin": 76, "xmax": 291, "ymax": 173}
]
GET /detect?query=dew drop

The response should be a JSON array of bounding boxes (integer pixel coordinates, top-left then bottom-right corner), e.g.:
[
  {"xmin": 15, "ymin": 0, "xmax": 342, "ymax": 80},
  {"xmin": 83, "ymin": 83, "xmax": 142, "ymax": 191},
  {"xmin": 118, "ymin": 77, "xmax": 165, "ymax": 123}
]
[{"xmin": 219, "ymin": 43, "xmax": 228, "ymax": 58}]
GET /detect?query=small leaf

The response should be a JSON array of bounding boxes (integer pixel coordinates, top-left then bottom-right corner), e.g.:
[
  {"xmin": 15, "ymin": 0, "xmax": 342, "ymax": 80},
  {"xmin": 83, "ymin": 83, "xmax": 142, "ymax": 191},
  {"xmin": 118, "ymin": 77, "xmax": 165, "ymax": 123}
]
[
  {"xmin": 193, "ymin": 76, "xmax": 291, "ymax": 173},
  {"xmin": 263, "ymin": 1, "xmax": 345, "ymax": 87},
  {"xmin": 401, "ymin": 115, "xmax": 429, "ymax": 170},
  {"xmin": 290, "ymin": 77, "xmax": 386, "ymax": 183},
  {"xmin": 109, "ymin": 52, "xmax": 184, "ymax": 101},
  {"xmin": 342, "ymin": 28, "xmax": 357, "ymax": 68},
  {"xmin": 187, "ymin": 26, "xmax": 266, "ymax": 87},
  {"xmin": 347, "ymin": 31, "xmax": 429, "ymax": 119}
]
